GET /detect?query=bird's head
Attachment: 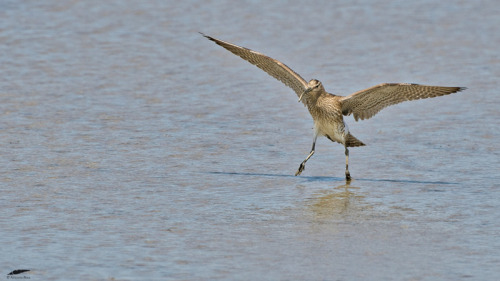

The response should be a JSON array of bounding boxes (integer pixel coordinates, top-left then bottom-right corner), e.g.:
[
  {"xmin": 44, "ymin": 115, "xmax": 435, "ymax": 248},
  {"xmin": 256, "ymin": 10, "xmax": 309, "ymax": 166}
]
[{"xmin": 298, "ymin": 79, "xmax": 323, "ymax": 102}]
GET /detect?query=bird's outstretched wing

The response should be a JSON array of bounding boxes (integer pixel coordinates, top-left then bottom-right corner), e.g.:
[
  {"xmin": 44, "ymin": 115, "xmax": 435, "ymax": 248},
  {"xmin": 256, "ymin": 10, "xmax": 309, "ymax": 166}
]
[
  {"xmin": 201, "ymin": 33, "xmax": 309, "ymax": 103},
  {"xmin": 340, "ymin": 83, "xmax": 466, "ymax": 121}
]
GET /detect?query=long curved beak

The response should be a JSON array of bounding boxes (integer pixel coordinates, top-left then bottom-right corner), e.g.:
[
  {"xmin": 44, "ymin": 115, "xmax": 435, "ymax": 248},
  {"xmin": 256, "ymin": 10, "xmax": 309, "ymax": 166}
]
[{"xmin": 298, "ymin": 87, "xmax": 312, "ymax": 102}]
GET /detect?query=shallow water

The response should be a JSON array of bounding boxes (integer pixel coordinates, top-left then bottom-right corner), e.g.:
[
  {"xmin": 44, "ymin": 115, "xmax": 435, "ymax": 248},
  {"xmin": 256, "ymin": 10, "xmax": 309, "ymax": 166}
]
[{"xmin": 1, "ymin": 0, "xmax": 499, "ymax": 280}]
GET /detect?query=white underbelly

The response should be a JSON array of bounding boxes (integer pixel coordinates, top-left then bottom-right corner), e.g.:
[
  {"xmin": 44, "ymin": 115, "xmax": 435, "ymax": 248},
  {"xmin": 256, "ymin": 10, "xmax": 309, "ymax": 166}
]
[{"xmin": 314, "ymin": 119, "xmax": 348, "ymax": 144}]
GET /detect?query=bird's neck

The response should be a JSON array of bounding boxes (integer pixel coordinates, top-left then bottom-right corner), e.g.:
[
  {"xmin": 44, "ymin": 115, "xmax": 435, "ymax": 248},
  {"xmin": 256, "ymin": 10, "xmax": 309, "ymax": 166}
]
[{"xmin": 305, "ymin": 90, "xmax": 325, "ymax": 105}]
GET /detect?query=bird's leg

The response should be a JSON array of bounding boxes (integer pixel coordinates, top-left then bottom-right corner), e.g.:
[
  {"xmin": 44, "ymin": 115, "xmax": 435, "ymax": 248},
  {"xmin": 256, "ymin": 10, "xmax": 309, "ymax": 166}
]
[
  {"xmin": 345, "ymin": 146, "xmax": 351, "ymax": 181},
  {"xmin": 295, "ymin": 139, "xmax": 316, "ymax": 176}
]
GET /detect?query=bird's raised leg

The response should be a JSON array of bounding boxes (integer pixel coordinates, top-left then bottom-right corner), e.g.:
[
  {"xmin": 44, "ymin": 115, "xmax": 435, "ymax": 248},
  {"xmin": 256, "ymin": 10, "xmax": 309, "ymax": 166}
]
[
  {"xmin": 295, "ymin": 135, "xmax": 317, "ymax": 176},
  {"xmin": 345, "ymin": 146, "xmax": 351, "ymax": 181}
]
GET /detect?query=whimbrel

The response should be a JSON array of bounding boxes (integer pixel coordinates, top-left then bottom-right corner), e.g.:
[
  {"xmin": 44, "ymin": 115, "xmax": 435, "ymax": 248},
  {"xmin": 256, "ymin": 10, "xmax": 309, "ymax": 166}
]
[{"xmin": 201, "ymin": 33, "xmax": 465, "ymax": 180}]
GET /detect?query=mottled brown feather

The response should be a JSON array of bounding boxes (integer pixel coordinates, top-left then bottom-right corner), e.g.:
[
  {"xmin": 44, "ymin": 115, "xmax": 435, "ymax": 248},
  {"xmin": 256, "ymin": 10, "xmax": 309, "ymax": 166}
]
[
  {"xmin": 340, "ymin": 83, "xmax": 466, "ymax": 121},
  {"xmin": 201, "ymin": 33, "xmax": 309, "ymax": 104}
]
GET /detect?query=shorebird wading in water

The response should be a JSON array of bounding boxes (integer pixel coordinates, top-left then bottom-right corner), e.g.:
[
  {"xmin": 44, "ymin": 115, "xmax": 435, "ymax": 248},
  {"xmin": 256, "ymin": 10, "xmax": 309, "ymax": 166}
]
[{"xmin": 201, "ymin": 33, "xmax": 466, "ymax": 181}]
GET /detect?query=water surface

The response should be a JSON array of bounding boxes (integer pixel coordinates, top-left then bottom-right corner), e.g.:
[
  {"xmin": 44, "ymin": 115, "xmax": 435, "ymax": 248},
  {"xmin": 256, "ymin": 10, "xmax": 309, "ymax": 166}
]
[{"xmin": 1, "ymin": 1, "xmax": 499, "ymax": 280}]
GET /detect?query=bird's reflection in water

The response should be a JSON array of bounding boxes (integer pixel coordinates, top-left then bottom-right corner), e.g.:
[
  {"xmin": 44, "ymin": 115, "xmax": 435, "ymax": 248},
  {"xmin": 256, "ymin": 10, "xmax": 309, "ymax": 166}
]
[{"xmin": 309, "ymin": 181, "xmax": 369, "ymax": 221}]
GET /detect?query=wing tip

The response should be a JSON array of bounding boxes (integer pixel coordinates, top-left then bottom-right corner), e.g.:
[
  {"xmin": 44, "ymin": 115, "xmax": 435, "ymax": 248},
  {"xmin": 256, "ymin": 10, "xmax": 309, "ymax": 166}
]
[{"xmin": 199, "ymin": 32, "xmax": 214, "ymax": 41}]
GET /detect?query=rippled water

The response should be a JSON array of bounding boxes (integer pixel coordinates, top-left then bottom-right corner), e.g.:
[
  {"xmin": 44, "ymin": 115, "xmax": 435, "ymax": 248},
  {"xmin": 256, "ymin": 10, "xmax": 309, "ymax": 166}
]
[{"xmin": 1, "ymin": 1, "xmax": 499, "ymax": 280}]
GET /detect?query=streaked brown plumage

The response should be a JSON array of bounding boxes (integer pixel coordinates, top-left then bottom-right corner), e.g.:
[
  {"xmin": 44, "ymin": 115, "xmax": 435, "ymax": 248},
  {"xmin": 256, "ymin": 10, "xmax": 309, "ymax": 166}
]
[{"xmin": 201, "ymin": 33, "xmax": 466, "ymax": 180}]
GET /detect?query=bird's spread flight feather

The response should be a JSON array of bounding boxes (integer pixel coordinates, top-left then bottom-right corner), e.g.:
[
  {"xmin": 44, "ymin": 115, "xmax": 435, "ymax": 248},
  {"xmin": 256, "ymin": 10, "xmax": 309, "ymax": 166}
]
[
  {"xmin": 201, "ymin": 33, "xmax": 309, "ymax": 104},
  {"xmin": 202, "ymin": 34, "xmax": 465, "ymax": 120},
  {"xmin": 340, "ymin": 83, "xmax": 466, "ymax": 121}
]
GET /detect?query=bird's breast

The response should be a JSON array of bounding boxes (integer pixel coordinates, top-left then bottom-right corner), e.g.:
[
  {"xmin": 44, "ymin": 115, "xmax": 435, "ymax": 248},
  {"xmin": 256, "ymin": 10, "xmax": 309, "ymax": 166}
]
[
  {"xmin": 307, "ymin": 97, "xmax": 343, "ymax": 123},
  {"xmin": 310, "ymin": 110, "xmax": 346, "ymax": 144}
]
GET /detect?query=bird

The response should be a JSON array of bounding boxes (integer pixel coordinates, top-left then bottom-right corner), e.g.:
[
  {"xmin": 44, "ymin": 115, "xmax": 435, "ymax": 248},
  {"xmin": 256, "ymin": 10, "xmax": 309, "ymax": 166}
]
[{"xmin": 201, "ymin": 33, "xmax": 466, "ymax": 181}]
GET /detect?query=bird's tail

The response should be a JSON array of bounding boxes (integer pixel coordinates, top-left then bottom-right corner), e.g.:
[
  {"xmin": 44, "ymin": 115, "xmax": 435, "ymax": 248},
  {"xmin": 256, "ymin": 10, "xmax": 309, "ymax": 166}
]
[{"xmin": 346, "ymin": 133, "xmax": 365, "ymax": 147}]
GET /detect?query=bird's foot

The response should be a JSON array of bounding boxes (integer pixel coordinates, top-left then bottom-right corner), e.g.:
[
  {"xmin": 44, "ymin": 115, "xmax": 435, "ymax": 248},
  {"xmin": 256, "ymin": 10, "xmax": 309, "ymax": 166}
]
[
  {"xmin": 345, "ymin": 171, "xmax": 351, "ymax": 182},
  {"xmin": 295, "ymin": 163, "xmax": 306, "ymax": 176}
]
